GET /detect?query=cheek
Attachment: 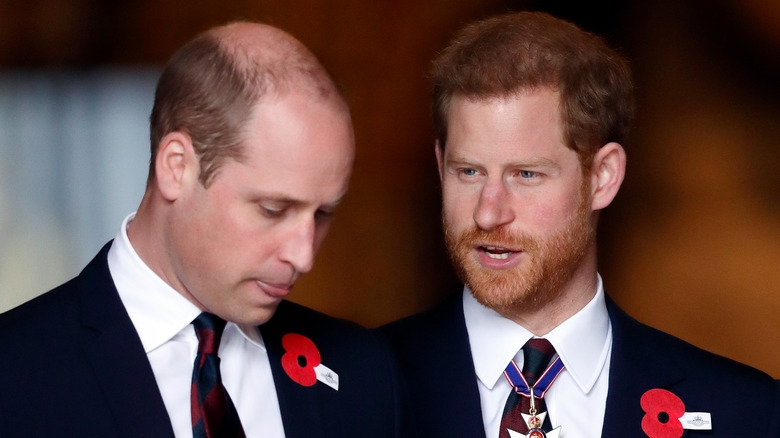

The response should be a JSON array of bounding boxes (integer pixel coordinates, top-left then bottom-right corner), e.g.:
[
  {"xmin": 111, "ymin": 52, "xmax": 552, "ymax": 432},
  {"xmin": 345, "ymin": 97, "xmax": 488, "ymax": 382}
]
[
  {"xmin": 442, "ymin": 201, "xmax": 467, "ymax": 232},
  {"xmin": 190, "ymin": 207, "xmax": 265, "ymax": 268},
  {"xmin": 516, "ymin": 191, "xmax": 579, "ymax": 232},
  {"xmin": 182, "ymin": 191, "xmax": 233, "ymax": 242},
  {"xmin": 528, "ymin": 202, "xmax": 563, "ymax": 227},
  {"xmin": 442, "ymin": 186, "xmax": 476, "ymax": 221}
]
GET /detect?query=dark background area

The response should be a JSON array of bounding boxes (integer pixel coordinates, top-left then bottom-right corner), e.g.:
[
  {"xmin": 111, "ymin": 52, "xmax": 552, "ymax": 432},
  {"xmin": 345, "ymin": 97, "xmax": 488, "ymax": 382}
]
[{"xmin": 2, "ymin": 0, "xmax": 778, "ymax": 376}]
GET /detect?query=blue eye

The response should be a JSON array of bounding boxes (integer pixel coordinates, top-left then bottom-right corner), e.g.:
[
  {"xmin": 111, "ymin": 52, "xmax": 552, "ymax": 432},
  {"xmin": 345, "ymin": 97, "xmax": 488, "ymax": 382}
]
[
  {"xmin": 462, "ymin": 168, "xmax": 477, "ymax": 176},
  {"xmin": 519, "ymin": 170, "xmax": 537, "ymax": 178}
]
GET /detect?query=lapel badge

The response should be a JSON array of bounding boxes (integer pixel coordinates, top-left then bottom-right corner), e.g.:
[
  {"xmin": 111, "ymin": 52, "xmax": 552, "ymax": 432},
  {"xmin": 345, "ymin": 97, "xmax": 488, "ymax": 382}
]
[
  {"xmin": 641, "ymin": 388, "xmax": 711, "ymax": 437},
  {"xmin": 281, "ymin": 333, "xmax": 339, "ymax": 391}
]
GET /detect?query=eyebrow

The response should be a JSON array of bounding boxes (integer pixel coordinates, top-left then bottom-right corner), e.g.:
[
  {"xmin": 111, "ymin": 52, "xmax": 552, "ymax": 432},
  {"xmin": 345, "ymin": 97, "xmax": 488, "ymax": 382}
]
[
  {"xmin": 446, "ymin": 154, "xmax": 561, "ymax": 170},
  {"xmin": 252, "ymin": 192, "xmax": 347, "ymax": 209}
]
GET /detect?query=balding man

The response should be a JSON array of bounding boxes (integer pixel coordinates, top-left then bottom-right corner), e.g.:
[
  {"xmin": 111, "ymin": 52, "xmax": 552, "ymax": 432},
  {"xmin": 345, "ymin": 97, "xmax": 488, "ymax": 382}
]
[{"xmin": 0, "ymin": 23, "xmax": 406, "ymax": 438}]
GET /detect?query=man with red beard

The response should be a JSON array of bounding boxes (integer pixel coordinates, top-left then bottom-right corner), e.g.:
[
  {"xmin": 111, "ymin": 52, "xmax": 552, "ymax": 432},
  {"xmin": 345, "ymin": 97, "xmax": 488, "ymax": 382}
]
[{"xmin": 381, "ymin": 11, "xmax": 779, "ymax": 438}]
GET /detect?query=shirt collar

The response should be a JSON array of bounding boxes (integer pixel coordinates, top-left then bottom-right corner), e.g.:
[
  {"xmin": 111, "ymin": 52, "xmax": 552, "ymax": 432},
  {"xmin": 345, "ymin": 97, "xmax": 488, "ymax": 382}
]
[
  {"xmin": 464, "ymin": 275, "xmax": 611, "ymax": 394},
  {"xmin": 107, "ymin": 212, "xmax": 265, "ymax": 353}
]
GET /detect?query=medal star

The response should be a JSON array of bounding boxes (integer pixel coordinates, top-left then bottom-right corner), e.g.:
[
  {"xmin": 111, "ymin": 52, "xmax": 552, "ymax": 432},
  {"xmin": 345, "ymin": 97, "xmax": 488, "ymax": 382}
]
[
  {"xmin": 506, "ymin": 428, "xmax": 562, "ymax": 438},
  {"xmin": 506, "ymin": 421, "xmax": 562, "ymax": 438}
]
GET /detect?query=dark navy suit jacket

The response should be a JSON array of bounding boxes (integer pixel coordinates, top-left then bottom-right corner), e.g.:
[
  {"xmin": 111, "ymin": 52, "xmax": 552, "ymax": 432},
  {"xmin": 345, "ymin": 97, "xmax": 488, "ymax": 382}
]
[
  {"xmin": 0, "ymin": 243, "xmax": 407, "ymax": 438},
  {"xmin": 381, "ymin": 292, "xmax": 780, "ymax": 437}
]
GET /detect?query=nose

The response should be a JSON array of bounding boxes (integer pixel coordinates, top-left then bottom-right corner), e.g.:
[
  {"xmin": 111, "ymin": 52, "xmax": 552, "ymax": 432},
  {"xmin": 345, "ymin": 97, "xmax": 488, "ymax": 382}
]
[
  {"xmin": 473, "ymin": 179, "xmax": 515, "ymax": 231},
  {"xmin": 279, "ymin": 217, "xmax": 316, "ymax": 274}
]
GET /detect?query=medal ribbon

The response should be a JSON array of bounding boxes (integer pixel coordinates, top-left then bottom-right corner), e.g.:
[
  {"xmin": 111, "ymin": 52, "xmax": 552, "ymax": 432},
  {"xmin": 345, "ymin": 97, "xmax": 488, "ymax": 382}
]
[{"xmin": 503, "ymin": 355, "xmax": 565, "ymax": 399}]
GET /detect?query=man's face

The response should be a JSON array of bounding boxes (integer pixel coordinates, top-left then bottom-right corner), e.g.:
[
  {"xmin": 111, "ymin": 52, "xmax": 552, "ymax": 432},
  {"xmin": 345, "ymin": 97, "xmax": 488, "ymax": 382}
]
[
  {"xmin": 169, "ymin": 92, "xmax": 354, "ymax": 325},
  {"xmin": 437, "ymin": 89, "xmax": 595, "ymax": 317}
]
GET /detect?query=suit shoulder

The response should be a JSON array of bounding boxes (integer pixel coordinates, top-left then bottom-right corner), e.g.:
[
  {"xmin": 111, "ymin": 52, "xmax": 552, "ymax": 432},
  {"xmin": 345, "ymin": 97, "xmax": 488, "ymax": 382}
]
[
  {"xmin": 266, "ymin": 300, "xmax": 388, "ymax": 353},
  {"xmin": 0, "ymin": 277, "xmax": 80, "ymax": 339},
  {"xmin": 378, "ymin": 293, "xmax": 465, "ymax": 365},
  {"xmin": 607, "ymin": 301, "xmax": 779, "ymax": 435},
  {"xmin": 610, "ymin": 300, "xmax": 775, "ymax": 387},
  {"xmin": 0, "ymin": 242, "xmax": 114, "ymax": 337},
  {"xmin": 380, "ymin": 307, "xmax": 437, "ymax": 341},
  {"xmin": 647, "ymin": 321, "xmax": 771, "ymax": 383},
  {"xmin": 272, "ymin": 299, "xmax": 364, "ymax": 332},
  {"xmin": 381, "ymin": 293, "xmax": 460, "ymax": 338}
]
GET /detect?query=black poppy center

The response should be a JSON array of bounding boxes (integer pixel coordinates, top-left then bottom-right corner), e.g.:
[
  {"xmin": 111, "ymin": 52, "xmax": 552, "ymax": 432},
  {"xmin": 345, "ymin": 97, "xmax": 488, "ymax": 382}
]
[
  {"xmin": 657, "ymin": 412, "xmax": 670, "ymax": 424},
  {"xmin": 297, "ymin": 355, "xmax": 307, "ymax": 367}
]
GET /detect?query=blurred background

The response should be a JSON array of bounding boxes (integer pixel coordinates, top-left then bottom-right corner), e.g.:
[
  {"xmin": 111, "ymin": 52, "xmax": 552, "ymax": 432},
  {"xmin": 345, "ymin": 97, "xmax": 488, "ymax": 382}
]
[{"xmin": 1, "ymin": 0, "xmax": 778, "ymax": 376}]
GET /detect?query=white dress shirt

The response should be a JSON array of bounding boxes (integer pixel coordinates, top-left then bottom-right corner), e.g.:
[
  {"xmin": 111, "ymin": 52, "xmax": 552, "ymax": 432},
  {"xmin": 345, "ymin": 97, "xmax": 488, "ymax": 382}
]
[
  {"xmin": 107, "ymin": 213, "xmax": 286, "ymax": 437},
  {"xmin": 463, "ymin": 276, "xmax": 612, "ymax": 438}
]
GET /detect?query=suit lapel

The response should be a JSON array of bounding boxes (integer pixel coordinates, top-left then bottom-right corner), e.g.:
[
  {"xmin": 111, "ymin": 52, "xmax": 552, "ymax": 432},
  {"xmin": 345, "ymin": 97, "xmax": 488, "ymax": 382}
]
[
  {"xmin": 419, "ymin": 293, "xmax": 487, "ymax": 437},
  {"xmin": 602, "ymin": 297, "xmax": 686, "ymax": 437},
  {"xmin": 260, "ymin": 302, "xmax": 326, "ymax": 438},
  {"xmin": 78, "ymin": 243, "xmax": 175, "ymax": 438}
]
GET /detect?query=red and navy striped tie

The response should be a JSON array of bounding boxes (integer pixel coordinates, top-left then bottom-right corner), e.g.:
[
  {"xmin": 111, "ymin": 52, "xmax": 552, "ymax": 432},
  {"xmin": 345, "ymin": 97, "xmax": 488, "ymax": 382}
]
[
  {"xmin": 191, "ymin": 312, "xmax": 246, "ymax": 438},
  {"xmin": 499, "ymin": 338, "xmax": 563, "ymax": 437}
]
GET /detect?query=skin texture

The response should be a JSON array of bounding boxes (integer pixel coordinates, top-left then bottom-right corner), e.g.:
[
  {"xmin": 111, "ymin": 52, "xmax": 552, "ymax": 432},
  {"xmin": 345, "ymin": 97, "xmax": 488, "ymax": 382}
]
[
  {"xmin": 128, "ymin": 24, "xmax": 354, "ymax": 326},
  {"xmin": 437, "ymin": 88, "xmax": 625, "ymax": 335}
]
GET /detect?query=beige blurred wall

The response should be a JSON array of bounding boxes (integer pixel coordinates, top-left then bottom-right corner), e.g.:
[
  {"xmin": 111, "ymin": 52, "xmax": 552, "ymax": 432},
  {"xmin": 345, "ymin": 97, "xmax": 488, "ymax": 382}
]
[{"xmin": 1, "ymin": 0, "xmax": 778, "ymax": 377}]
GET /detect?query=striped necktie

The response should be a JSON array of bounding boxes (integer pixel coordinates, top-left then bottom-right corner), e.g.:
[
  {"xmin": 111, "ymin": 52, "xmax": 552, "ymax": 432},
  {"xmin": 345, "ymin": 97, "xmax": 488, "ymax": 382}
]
[
  {"xmin": 499, "ymin": 338, "xmax": 564, "ymax": 438},
  {"xmin": 191, "ymin": 312, "xmax": 246, "ymax": 438}
]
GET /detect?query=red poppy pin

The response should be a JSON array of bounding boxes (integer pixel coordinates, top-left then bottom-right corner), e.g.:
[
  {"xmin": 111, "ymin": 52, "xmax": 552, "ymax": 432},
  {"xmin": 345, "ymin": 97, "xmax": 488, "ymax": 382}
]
[
  {"xmin": 641, "ymin": 389, "xmax": 712, "ymax": 437},
  {"xmin": 281, "ymin": 333, "xmax": 339, "ymax": 390}
]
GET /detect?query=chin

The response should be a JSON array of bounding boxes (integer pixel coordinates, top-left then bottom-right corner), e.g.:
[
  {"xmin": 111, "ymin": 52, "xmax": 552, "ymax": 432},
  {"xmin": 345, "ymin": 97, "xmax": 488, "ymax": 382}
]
[
  {"xmin": 215, "ymin": 301, "xmax": 278, "ymax": 326},
  {"xmin": 248, "ymin": 303, "xmax": 283, "ymax": 326},
  {"xmin": 471, "ymin": 279, "xmax": 533, "ymax": 309}
]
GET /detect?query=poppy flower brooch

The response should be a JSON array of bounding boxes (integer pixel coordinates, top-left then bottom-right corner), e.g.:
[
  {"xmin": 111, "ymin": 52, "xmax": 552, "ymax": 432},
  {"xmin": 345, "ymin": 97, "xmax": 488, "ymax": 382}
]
[
  {"xmin": 281, "ymin": 333, "xmax": 339, "ymax": 391},
  {"xmin": 641, "ymin": 389, "xmax": 711, "ymax": 437}
]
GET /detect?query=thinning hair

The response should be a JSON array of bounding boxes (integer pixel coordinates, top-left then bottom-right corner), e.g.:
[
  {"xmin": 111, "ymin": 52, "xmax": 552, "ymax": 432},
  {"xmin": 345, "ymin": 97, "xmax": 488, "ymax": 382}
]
[
  {"xmin": 148, "ymin": 23, "xmax": 346, "ymax": 187},
  {"xmin": 431, "ymin": 11, "xmax": 634, "ymax": 169}
]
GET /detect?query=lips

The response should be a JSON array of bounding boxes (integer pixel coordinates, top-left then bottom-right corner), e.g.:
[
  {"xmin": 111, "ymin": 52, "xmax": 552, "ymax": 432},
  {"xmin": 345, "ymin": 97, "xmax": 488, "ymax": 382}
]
[
  {"xmin": 256, "ymin": 280, "xmax": 293, "ymax": 298},
  {"xmin": 474, "ymin": 244, "xmax": 525, "ymax": 269},
  {"xmin": 481, "ymin": 245, "xmax": 515, "ymax": 260}
]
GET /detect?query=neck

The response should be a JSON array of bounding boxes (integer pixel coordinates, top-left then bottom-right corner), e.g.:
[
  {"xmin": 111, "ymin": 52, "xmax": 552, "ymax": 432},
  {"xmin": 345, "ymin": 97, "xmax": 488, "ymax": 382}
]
[
  {"xmin": 499, "ymin": 251, "xmax": 599, "ymax": 336},
  {"xmin": 126, "ymin": 192, "xmax": 175, "ymax": 290}
]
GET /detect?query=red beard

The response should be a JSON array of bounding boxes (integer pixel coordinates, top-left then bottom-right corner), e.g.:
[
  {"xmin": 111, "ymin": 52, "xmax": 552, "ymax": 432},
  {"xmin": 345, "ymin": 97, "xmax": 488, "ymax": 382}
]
[{"xmin": 443, "ymin": 181, "xmax": 593, "ymax": 316}]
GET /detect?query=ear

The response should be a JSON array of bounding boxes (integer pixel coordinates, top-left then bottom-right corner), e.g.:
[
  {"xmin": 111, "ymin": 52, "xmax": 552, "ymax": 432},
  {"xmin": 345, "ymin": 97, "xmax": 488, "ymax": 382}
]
[
  {"xmin": 590, "ymin": 142, "xmax": 626, "ymax": 211},
  {"xmin": 435, "ymin": 141, "xmax": 445, "ymax": 182},
  {"xmin": 154, "ymin": 132, "xmax": 198, "ymax": 201}
]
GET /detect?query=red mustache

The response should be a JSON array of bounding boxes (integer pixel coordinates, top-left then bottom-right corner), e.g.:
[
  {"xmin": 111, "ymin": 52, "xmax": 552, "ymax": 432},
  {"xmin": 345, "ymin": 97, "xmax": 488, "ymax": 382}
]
[{"xmin": 447, "ymin": 226, "xmax": 541, "ymax": 255}]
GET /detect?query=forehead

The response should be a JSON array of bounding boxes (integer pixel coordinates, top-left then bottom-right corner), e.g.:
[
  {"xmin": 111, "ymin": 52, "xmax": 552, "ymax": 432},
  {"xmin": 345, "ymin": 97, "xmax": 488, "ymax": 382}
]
[
  {"xmin": 445, "ymin": 88, "xmax": 566, "ymax": 159},
  {"xmin": 245, "ymin": 91, "xmax": 352, "ymax": 150},
  {"xmin": 228, "ymin": 91, "xmax": 354, "ymax": 200}
]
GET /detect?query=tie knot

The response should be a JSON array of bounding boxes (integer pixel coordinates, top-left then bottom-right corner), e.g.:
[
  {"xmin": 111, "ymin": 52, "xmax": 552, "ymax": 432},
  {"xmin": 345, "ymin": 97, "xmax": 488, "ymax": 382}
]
[
  {"xmin": 521, "ymin": 338, "xmax": 557, "ymax": 384},
  {"xmin": 193, "ymin": 312, "xmax": 228, "ymax": 355}
]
